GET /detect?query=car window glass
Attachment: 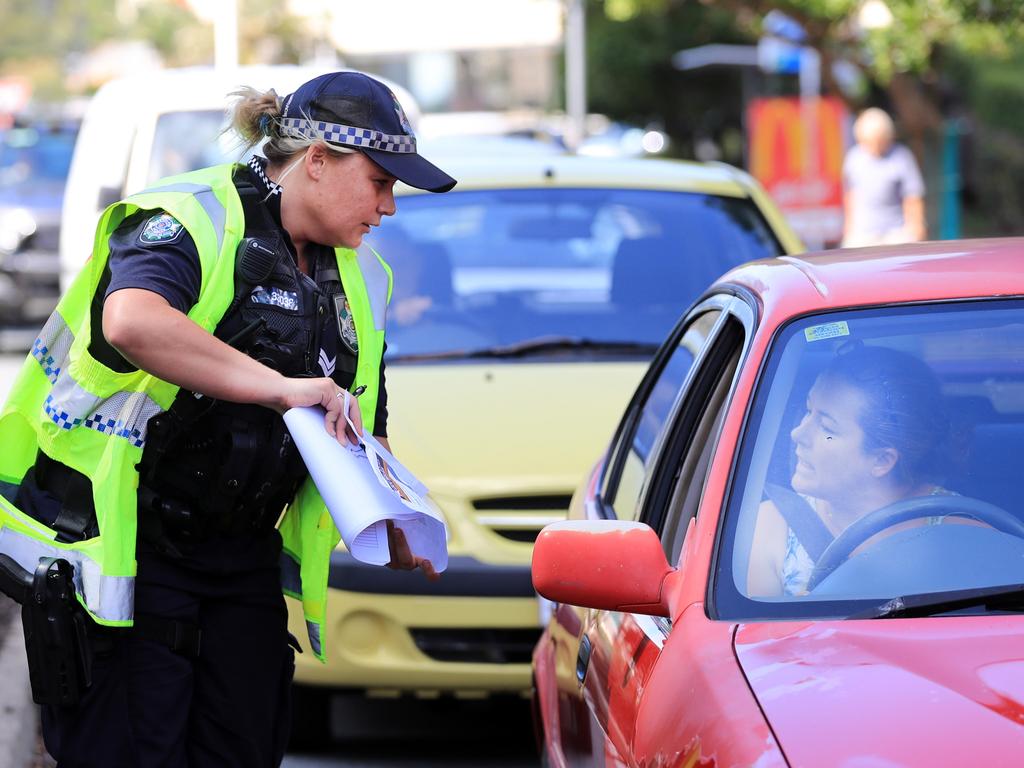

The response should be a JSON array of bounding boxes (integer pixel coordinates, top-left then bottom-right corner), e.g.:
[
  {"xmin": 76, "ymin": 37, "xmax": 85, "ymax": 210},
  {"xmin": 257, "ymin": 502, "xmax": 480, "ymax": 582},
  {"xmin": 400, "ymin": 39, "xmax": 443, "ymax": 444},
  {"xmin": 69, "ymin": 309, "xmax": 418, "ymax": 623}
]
[
  {"xmin": 147, "ymin": 110, "xmax": 249, "ymax": 183},
  {"xmin": 608, "ymin": 310, "xmax": 721, "ymax": 521},
  {"xmin": 715, "ymin": 300, "xmax": 1024, "ymax": 619},
  {"xmin": 370, "ymin": 189, "xmax": 783, "ymax": 360},
  {"xmin": 656, "ymin": 320, "xmax": 743, "ymax": 561}
]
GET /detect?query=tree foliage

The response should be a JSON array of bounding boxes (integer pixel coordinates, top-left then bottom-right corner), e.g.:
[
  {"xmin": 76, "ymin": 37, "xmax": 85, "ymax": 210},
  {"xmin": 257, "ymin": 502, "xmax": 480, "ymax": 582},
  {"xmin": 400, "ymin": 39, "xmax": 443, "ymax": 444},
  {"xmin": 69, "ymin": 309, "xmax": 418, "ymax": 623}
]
[
  {"xmin": 695, "ymin": 0, "xmax": 1024, "ymax": 83},
  {"xmin": 0, "ymin": 0, "xmax": 312, "ymax": 98},
  {"xmin": 583, "ymin": 0, "xmax": 755, "ymax": 158}
]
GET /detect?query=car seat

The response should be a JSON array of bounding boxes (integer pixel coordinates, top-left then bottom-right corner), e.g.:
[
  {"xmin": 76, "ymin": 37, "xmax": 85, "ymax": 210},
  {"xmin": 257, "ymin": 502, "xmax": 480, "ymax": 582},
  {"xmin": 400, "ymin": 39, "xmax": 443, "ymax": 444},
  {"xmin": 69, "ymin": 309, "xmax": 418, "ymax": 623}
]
[
  {"xmin": 610, "ymin": 236, "xmax": 685, "ymax": 309},
  {"xmin": 413, "ymin": 242, "xmax": 454, "ymax": 306}
]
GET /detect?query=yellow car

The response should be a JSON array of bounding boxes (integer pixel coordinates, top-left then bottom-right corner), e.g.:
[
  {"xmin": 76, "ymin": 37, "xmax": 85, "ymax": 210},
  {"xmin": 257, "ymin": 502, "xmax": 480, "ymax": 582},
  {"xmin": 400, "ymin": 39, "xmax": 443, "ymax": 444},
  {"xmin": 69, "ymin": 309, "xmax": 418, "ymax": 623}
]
[{"xmin": 287, "ymin": 153, "xmax": 802, "ymax": 729}]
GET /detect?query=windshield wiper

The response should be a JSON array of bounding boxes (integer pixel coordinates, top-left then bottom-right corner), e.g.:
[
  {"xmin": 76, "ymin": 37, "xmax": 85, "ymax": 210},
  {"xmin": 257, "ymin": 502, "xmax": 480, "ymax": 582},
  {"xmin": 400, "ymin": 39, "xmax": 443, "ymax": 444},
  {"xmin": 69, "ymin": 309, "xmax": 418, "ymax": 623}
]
[
  {"xmin": 388, "ymin": 336, "xmax": 660, "ymax": 363},
  {"xmin": 850, "ymin": 583, "xmax": 1024, "ymax": 620}
]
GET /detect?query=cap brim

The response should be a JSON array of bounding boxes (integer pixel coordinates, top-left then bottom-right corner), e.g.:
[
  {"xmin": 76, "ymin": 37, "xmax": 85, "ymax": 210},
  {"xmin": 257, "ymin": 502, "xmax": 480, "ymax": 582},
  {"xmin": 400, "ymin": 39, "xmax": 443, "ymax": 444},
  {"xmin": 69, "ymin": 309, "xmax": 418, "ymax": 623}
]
[{"xmin": 362, "ymin": 148, "xmax": 457, "ymax": 193}]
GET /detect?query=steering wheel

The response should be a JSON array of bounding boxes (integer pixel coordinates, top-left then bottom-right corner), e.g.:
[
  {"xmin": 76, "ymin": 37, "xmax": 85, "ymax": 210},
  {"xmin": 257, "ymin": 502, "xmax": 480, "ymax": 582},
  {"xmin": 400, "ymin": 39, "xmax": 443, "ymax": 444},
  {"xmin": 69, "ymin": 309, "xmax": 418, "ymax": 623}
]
[{"xmin": 806, "ymin": 495, "xmax": 1024, "ymax": 592}]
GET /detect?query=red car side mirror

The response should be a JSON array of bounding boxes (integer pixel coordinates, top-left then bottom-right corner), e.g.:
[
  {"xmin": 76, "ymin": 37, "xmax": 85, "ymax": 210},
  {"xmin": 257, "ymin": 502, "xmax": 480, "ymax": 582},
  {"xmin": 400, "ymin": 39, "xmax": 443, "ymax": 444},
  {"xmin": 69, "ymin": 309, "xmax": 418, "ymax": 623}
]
[{"xmin": 531, "ymin": 520, "xmax": 673, "ymax": 617}]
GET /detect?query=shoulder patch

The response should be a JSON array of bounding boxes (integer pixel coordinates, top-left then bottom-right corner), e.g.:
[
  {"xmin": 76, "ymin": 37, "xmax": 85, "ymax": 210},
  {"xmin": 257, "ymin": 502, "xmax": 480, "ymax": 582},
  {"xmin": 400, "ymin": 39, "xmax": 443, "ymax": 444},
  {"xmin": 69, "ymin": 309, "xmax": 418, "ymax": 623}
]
[{"xmin": 139, "ymin": 213, "xmax": 184, "ymax": 244}]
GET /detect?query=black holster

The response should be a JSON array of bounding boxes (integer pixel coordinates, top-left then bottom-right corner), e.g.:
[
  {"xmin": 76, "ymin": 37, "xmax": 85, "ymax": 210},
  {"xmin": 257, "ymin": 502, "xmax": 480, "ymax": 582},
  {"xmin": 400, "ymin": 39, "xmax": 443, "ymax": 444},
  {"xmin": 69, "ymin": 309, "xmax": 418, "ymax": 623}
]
[{"xmin": 0, "ymin": 554, "xmax": 93, "ymax": 707}]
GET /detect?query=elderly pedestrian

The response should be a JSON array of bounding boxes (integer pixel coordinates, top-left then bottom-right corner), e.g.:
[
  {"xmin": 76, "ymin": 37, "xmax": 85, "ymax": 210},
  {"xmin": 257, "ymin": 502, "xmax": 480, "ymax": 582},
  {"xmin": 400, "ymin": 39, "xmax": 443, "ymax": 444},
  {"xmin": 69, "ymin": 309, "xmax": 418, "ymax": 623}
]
[{"xmin": 841, "ymin": 107, "xmax": 926, "ymax": 247}]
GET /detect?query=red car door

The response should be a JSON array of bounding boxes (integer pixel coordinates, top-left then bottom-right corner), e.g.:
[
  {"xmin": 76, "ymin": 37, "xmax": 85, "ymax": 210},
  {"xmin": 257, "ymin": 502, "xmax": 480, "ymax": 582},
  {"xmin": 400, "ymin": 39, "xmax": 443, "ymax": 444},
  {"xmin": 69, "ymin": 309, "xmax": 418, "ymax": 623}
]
[
  {"xmin": 551, "ymin": 301, "xmax": 749, "ymax": 766},
  {"xmin": 580, "ymin": 610, "xmax": 669, "ymax": 765}
]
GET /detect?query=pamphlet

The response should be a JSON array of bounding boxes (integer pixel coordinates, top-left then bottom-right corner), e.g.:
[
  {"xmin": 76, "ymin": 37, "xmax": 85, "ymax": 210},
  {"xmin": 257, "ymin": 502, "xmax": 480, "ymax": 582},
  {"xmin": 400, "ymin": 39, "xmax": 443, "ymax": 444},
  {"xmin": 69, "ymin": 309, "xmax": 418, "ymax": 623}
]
[{"xmin": 282, "ymin": 404, "xmax": 448, "ymax": 571}]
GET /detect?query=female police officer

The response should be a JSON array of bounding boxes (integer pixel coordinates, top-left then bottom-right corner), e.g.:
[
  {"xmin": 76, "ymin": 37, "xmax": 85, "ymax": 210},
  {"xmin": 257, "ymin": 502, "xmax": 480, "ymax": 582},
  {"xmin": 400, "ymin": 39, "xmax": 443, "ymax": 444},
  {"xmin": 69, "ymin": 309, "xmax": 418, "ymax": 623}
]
[{"xmin": 0, "ymin": 71, "xmax": 453, "ymax": 767}]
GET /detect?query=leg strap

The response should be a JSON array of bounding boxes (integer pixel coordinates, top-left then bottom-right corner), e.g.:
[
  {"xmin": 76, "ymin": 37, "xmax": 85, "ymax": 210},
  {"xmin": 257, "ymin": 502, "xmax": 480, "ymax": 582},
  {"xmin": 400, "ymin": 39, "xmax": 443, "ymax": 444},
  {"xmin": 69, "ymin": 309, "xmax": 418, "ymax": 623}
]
[{"xmin": 133, "ymin": 614, "xmax": 202, "ymax": 658}]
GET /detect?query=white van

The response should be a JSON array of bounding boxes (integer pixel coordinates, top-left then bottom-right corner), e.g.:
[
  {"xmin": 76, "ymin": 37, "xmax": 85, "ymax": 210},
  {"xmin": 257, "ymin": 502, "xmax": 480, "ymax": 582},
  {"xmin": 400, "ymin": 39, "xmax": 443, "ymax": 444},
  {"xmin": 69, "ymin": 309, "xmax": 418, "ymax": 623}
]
[{"xmin": 59, "ymin": 65, "xmax": 419, "ymax": 290}]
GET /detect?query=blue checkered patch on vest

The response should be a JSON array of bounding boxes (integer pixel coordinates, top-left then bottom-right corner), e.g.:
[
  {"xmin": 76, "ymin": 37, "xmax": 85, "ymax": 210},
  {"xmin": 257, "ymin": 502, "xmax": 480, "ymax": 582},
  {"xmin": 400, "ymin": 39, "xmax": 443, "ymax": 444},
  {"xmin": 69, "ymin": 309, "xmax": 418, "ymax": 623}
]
[
  {"xmin": 32, "ymin": 338, "xmax": 61, "ymax": 384},
  {"xmin": 44, "ymin": 394, "xmax": 81, "ymax": 431},
  {"xmin": 43, "ymin": 396, "xmax": 146, "ymax": 448}
]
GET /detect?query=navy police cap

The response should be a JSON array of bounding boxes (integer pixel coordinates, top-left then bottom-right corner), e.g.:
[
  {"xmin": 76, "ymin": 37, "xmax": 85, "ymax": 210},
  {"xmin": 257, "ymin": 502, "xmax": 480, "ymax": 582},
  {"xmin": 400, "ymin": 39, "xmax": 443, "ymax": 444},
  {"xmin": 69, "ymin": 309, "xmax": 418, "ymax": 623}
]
[{"xmin": 279, "ymin": 71, "xmax": 456, "ymax": 193}]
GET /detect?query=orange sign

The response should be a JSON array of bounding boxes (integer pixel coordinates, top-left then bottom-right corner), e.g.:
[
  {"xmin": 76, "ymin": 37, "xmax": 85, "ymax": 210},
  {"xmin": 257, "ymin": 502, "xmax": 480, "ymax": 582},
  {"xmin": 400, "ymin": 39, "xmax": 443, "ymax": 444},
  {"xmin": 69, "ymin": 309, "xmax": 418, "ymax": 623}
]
[{"xmin": 747, "ymin": 96, "xmax": 849, "ymax": 246}]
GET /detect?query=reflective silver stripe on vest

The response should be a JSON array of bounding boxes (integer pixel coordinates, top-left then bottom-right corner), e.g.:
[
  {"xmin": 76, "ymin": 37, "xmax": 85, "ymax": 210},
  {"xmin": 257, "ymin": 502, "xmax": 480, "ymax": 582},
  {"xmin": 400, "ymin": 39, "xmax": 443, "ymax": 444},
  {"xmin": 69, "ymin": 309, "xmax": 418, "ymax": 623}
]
[
  {"xmin": 45, "ymin": 376, "xmax": 162, "ymax": 449},
  {"xmin": 356, "ymin": 245, "xmax": 390, "ymax": 330},
  {"xmin": 306, "ymin": 619, "xmax": 322, "ymax": 657},
  {"xmin": 36, "ymin": 314, "xmax": 163, "ymax": 449},
  {"xmin": 280, "ymin": 551, "xmax": 302, "ymax": 597},
  {"xmin": 136, "ymin": 182, "xmax": 227, "ymax": 256},
  {"xmin": 0, "ymin": 526, "xmax": 134, "ymax": 622},
  {"xmin": 32, "ymin": 310, "xmax": 76, "ymax": 384}
]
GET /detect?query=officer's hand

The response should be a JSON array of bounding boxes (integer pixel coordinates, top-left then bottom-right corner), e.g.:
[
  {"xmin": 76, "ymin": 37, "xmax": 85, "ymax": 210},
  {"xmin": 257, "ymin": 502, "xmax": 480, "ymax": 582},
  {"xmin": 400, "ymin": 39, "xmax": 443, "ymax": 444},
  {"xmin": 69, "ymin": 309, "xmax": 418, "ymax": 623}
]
[
  {"xmin": 279, "ymin": 377, "xmax": 363, "ymax": 445},
  {"xmin": 327, "ymin": 385, "xmax": 364, "ymax": 446},
  {"xmin": 386, "ymin": 520, "xmax": 440, "ymax": 581}
]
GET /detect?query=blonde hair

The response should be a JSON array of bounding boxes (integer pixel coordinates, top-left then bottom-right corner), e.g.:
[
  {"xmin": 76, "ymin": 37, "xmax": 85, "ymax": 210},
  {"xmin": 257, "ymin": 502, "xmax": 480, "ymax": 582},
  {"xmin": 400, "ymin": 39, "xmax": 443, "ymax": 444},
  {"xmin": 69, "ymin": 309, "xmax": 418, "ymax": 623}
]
[
  {"xmin": 228, "ymin": 85, "xmax": 355, "ymax": 166},
  {"xmin": 853, "ymin": 107, "xmax": 895, "ymax": 146}
]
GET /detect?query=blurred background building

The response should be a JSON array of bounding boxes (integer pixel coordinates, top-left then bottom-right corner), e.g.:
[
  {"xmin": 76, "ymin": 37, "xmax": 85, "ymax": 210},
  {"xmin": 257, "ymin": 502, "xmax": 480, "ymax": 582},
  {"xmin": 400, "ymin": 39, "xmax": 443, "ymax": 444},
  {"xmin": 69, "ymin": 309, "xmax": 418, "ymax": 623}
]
[{"xmin": 0, "ymin": 0, "xmax": 1023, "ymax": 334}]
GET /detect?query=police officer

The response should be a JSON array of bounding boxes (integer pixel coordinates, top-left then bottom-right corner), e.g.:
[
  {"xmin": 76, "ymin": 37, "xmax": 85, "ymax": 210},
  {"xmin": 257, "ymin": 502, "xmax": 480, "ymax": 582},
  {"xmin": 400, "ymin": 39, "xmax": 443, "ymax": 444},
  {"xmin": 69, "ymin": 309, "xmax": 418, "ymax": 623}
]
[{"xmin": 0, "ymin": 71, "xmax": 454, "ymax": 767}]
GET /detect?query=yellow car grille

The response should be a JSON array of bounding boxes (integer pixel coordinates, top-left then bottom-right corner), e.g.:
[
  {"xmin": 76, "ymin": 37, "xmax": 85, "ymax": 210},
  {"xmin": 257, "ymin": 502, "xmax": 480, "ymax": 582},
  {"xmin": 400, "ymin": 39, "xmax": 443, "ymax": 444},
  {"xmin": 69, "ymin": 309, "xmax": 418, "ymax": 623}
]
[
  {"xmin": 470, "ymin": 495, "xmax": 572, "ymax": 543},
  {"xmin": 410, "ymin": 627, "xmax": 542, "ymax": 664}
]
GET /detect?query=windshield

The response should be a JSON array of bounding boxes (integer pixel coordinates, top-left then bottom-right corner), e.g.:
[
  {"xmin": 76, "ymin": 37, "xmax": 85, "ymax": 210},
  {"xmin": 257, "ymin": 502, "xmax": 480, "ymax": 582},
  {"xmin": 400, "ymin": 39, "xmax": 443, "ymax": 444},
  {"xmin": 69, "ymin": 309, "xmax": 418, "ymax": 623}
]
[
  {"xmin": 369, "ymin": 187, "xmax": 783, "ymax": 360},
  {"xmin": 147, "ymin": 110, "xmax": 243, "ymax": 183},
  {"xmin": 718, "ymin": 300, "xmax": 1024, "ymax": 619}
]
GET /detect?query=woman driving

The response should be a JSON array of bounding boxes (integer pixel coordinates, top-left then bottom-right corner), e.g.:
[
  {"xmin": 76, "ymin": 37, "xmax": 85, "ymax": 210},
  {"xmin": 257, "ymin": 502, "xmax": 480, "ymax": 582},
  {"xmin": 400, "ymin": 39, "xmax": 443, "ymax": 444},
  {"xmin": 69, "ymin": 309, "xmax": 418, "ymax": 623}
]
[{"xmin": 747, "ymin": 344, "xmax": 955, "ymax": 597}]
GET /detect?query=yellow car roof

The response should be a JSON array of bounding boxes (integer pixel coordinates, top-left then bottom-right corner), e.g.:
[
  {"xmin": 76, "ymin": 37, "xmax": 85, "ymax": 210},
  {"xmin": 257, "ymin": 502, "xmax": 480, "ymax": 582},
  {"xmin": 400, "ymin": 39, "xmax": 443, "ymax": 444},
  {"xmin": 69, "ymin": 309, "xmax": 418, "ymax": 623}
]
[{"xmin": 404, "ymin": 154, "xmax": 754, "ymax": 196}]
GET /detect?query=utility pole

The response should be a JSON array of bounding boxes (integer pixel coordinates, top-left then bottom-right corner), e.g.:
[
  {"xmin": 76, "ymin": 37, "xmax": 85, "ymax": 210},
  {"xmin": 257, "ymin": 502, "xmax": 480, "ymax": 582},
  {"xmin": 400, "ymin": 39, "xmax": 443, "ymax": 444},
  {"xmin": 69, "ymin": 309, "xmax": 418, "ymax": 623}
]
[
  {"xmin": 564, "ymin": 0, "xmax": 586, "ymax": 152},
  {"xmin": 183, "ymin": 0, "xmax": 239, "ymax": 69},
  {"xmin": 213, "ymin": 0, "xmax": 239, "ymax": 70}
]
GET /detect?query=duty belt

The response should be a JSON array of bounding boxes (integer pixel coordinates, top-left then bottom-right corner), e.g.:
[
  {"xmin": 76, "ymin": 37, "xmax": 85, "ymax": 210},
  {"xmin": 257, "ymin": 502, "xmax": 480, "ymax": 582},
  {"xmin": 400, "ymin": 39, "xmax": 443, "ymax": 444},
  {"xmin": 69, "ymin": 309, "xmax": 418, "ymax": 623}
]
[{"xmin": 137, "ymin": 484, "xmax": 282, "ymax": 557}]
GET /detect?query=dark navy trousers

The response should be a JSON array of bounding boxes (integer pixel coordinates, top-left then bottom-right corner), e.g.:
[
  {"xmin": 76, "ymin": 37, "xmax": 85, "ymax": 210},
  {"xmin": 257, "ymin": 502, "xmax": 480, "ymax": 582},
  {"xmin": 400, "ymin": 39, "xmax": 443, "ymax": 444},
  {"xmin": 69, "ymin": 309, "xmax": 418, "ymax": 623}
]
[{"xmin": 39, "ymin": 536, "xmax": 295, "ymax": 768}]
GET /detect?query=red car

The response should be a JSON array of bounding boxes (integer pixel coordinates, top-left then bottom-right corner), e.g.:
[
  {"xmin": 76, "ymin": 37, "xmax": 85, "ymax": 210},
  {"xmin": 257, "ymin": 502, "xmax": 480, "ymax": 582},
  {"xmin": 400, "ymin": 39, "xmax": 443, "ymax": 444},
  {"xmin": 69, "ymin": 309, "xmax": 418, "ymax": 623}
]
[{"xmin": 532, "ymin": 240, "xmax": 1024, "ymax": 767}]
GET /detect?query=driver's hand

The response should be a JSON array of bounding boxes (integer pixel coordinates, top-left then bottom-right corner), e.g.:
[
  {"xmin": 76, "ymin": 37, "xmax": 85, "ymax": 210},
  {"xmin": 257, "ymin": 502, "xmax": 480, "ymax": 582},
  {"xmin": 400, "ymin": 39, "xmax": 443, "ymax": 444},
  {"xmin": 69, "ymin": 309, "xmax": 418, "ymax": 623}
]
[{"xmin": 385, "ymin": 520, "xmax": 440, "ymax": 581}]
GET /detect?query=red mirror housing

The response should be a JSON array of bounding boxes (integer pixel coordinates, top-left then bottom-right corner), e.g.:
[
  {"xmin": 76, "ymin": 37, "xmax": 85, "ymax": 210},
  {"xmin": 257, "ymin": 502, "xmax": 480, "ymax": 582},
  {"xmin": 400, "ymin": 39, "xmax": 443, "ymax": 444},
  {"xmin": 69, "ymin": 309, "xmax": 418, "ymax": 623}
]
[{"xmin": 531, "ymin": 520, "xmax": 673, "ymax": 617}]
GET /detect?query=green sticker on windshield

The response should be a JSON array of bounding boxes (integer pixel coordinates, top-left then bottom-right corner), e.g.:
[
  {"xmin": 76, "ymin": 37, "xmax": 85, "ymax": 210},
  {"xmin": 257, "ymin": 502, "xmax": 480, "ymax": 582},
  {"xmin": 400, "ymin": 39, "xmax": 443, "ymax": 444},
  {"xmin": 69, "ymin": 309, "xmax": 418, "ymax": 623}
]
[{"xmin": 804, "ymin": 321, "xmax": 849, "ymax": 342}]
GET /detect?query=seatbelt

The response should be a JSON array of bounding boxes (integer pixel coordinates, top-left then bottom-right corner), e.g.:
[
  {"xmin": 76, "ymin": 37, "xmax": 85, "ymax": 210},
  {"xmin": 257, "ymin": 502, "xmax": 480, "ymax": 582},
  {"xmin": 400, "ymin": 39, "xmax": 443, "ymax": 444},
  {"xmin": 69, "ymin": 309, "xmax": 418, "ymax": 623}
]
[{"xmin": 764, "ymin": 483, "xmax": 834, "ymax": 561}]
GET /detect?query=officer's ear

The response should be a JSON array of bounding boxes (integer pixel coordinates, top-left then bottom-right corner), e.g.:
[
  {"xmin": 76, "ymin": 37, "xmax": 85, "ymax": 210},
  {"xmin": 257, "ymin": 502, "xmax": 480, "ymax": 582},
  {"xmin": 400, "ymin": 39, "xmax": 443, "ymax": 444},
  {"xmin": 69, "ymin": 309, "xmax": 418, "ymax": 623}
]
[{"xmin": 306, "ymin": 143, "xmax": 330, "ymax": 181}]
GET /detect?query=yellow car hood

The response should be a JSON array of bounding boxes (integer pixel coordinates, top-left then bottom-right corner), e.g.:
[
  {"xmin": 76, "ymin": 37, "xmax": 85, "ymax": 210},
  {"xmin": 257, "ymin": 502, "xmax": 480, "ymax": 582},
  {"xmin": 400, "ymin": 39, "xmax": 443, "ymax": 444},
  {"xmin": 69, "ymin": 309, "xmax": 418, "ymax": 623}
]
[{"xmin": 384, "ymin": 361, "xmax": 646, "ymax": 498}]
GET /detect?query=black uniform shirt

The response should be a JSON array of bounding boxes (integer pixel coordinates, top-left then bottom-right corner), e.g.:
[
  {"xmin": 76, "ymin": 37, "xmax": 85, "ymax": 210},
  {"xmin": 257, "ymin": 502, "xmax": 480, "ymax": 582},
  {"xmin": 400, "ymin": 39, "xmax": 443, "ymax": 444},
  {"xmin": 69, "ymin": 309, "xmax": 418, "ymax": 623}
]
[{"xmin": 103, "ymin": 156, "xmax": 389, "ymax": 435}]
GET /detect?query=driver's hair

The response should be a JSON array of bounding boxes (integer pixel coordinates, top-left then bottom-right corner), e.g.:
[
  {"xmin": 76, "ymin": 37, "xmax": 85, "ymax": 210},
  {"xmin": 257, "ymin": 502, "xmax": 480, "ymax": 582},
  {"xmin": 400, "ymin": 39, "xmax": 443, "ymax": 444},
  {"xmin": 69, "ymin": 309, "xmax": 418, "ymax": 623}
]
[{"xmin": 818, "ymin": 344, "xmax": 950, "ymax": 487}]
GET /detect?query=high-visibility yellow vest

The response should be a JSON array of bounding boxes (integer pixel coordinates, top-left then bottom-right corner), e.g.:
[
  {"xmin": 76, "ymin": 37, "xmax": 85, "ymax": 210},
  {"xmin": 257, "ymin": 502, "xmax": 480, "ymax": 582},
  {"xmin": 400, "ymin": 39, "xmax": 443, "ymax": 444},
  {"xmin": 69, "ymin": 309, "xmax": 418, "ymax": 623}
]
[{"xmin": 0, "ymin": 163, "xmax": 391, "ymax": 660}]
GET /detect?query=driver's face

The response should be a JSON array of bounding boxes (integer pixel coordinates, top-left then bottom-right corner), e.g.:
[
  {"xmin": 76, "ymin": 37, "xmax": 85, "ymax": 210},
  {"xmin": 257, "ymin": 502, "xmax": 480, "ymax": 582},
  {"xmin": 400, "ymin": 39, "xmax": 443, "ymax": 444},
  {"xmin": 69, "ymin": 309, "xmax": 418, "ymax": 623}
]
[{"xmin": 790, "ymin": 379, "xmax": 878, "ymax": 503}]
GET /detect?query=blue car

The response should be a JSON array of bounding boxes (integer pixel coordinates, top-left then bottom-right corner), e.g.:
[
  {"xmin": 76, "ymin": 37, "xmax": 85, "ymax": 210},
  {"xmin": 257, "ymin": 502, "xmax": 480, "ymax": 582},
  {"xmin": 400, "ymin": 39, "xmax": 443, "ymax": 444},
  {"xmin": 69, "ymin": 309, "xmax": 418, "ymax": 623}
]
[{"xmin": 0, "ymin": 121, "xmax": 77, "ymax": 327}]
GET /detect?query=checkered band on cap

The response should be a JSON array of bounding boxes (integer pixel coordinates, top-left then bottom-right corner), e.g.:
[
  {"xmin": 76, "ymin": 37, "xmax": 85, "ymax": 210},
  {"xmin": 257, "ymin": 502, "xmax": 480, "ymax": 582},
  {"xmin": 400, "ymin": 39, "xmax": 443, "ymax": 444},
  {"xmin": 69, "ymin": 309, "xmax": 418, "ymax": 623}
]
[{"xmin": 279, "ymin": 117, "xmax": 417, "ymax": 154}]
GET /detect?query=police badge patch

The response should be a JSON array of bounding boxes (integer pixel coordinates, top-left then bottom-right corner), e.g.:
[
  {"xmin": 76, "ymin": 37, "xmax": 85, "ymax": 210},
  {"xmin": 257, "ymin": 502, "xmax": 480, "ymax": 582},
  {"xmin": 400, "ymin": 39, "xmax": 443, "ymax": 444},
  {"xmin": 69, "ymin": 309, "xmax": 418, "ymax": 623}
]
[
  {"xmin": 389, "ymin": 89, "xmax": 415, "ymax": 135},
  {"xmin": 250, "ymin": 285, "xmax": 300, "ymax": 311},
  {"xmin": 333, "ymin": 293, "xmax": 359, "ymax": 353},
  {"xmin": 139, "ymin": 213, "xmax": 184, "ymax": 244}
]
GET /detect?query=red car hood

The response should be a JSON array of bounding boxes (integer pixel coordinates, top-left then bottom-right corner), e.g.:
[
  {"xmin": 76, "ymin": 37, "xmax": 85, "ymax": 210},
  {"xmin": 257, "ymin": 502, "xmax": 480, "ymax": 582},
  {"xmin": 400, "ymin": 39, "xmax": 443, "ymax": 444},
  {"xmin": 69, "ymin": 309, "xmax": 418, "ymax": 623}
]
[{"xmin": 734, "ymin": 618, "xmax": 1024, "ymax": 767}]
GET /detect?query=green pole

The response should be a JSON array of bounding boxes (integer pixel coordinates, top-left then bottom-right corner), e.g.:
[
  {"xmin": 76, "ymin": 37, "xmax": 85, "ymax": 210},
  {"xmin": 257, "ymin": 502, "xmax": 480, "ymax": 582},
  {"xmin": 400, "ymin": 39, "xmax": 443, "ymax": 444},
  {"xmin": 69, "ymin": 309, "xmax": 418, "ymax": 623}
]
[{"xmin": 939, "ymin": 119, "xmax": 962, "ymax": 240}]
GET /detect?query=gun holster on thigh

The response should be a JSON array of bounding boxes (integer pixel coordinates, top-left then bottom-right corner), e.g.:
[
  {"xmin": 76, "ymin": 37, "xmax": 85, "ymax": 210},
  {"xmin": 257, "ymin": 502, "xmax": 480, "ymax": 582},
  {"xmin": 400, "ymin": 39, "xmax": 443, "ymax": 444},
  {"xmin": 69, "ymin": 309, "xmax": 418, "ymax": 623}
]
[{"xmin": 0, "ymin": 554, "xmax": 93, "ymax": 707}]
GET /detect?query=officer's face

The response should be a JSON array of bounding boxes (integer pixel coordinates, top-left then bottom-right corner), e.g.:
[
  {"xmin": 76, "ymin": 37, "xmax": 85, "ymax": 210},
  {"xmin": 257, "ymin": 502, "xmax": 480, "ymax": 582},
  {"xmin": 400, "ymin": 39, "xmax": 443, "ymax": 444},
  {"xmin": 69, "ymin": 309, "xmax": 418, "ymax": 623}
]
[{"xmin": 305, "ymin": 149, "xmax": 398, "ymax": 249}]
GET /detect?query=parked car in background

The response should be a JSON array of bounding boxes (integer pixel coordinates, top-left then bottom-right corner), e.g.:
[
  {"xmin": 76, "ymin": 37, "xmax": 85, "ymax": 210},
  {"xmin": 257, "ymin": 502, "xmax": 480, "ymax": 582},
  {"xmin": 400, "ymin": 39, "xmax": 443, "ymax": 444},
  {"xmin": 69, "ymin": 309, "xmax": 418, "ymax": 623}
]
[
  {"xmin": 532, "ymin": 240, "xmax": 1024, "ymax": 767},
  {"xmin": 286, "ymin": 152, "xmax": 802, "ymax": 741},
  {"xmin": 58, "ymin": 65, "xmax": 418, "ymax": 291},
  {"xmin": 0, "ymin": 120, "xmax": 77, "ymax": 327},
  {"xmin": 417, "ymin": 110, "xmax": 668, "ymax": 158}
]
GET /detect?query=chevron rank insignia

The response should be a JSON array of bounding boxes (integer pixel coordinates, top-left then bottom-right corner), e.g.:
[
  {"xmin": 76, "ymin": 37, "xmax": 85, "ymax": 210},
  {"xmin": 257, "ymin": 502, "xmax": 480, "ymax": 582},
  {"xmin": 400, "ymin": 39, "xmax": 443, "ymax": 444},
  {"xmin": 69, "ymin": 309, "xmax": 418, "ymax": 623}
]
[{"xmin": 139, "ymin": 213, "xmax": 184, "ymax": 244}]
